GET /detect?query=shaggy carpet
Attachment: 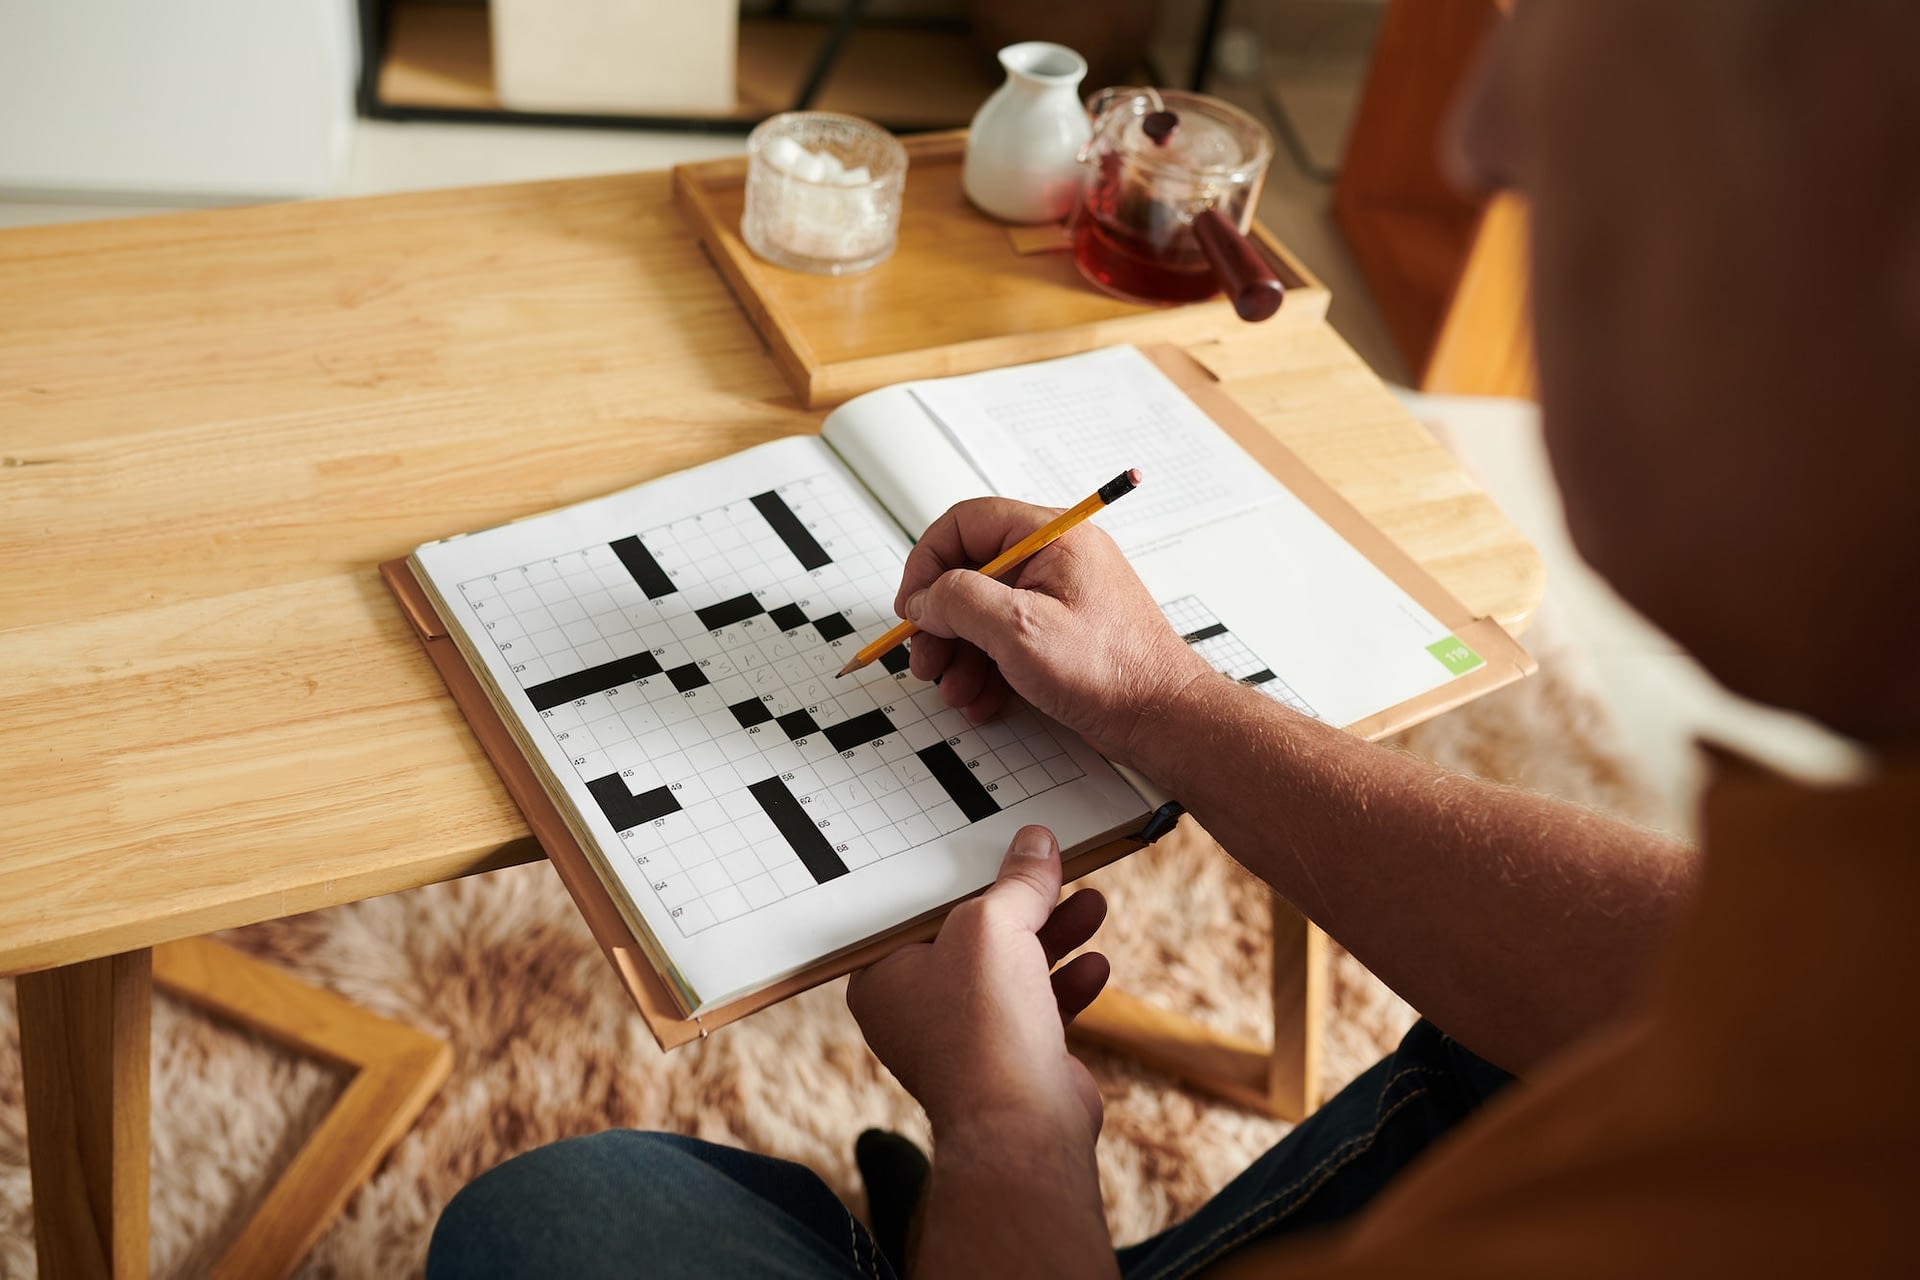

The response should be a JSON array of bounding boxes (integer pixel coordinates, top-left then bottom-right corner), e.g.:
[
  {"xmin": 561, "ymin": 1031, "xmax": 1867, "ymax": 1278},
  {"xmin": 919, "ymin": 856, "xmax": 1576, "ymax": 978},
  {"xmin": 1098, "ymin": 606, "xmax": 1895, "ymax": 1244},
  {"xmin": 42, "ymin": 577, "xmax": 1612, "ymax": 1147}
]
[{"xmin": 0, "ymin": 609, "xmax": 1674, "ymax": 1278}]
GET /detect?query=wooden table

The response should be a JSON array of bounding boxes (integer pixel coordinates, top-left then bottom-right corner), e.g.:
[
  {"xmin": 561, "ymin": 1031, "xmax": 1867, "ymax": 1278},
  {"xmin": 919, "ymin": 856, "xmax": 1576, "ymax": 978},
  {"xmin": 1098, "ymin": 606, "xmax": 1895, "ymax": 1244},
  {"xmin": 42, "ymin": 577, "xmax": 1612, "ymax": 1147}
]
[{"xmin": 0, "ymin": 171, "xmax": 1543, "ymax": 1278}]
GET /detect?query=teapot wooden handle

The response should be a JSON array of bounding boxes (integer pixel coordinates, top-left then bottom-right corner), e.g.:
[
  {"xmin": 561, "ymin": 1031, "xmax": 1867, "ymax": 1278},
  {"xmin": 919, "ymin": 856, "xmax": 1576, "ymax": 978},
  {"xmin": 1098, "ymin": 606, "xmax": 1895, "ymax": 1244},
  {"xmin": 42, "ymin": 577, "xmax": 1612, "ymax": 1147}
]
[{"xmin": 1193, "ymin": 207, "xmax": 1284, "ymax": 322}]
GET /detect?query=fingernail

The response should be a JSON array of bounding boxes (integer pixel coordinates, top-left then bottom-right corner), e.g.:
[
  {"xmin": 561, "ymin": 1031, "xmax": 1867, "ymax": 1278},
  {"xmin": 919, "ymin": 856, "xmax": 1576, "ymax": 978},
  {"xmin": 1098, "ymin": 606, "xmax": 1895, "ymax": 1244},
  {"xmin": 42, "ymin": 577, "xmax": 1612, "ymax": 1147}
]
[
  {"xmin": 905, "ymin": 589, "xmax": 927, "ymax": 621},
  {"xmin": 1008, "ymin": 826, "xmax": 1051, "ymax": 859}
]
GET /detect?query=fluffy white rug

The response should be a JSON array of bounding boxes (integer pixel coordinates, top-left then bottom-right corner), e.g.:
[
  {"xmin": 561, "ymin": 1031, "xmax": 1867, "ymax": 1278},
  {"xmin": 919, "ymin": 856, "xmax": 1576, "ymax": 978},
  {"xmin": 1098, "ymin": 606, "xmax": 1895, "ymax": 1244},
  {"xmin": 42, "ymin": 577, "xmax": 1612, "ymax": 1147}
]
[{"xmin": 0, "ymin": 609, "xmax": 1673, "ymax": 1278}]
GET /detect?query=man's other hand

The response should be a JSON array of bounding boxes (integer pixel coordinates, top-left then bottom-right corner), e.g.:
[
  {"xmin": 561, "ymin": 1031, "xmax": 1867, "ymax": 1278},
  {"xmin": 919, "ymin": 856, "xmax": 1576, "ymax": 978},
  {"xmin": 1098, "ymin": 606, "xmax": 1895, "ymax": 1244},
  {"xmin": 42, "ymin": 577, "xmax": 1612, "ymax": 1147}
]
[{"xmin": 847, "ymin": 825, "xmax": 1109, "ymax": 1146}]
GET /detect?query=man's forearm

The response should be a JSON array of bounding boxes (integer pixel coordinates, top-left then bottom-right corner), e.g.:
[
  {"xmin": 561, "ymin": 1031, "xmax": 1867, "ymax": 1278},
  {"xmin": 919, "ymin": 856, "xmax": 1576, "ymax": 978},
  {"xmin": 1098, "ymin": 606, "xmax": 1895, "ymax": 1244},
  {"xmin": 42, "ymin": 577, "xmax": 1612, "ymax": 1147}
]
[
  {"xmin": 911, "ymin": 1121, "xmax": 1117, "ymax": 1280},
  {"xmin": 1128, "ymin": 674, "xmax": 1698, "ymax": 1074}
]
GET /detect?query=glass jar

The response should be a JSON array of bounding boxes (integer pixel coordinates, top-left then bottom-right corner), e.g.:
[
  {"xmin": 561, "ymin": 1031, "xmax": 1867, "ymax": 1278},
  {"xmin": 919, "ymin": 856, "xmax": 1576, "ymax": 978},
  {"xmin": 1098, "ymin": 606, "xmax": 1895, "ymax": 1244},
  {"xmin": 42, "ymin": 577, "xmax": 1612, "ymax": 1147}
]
[{"xmin": 742, "ymin": 112, "xmax": 908, "ymax": 276}]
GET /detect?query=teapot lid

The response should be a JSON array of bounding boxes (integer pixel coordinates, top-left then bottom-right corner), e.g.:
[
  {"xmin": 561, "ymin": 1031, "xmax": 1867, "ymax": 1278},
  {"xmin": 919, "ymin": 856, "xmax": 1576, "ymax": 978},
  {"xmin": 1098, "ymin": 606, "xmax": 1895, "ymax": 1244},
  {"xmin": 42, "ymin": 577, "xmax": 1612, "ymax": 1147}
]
[{"xmin": 1089, "ymin": 88, "xmax": 1272, "ymax": 179}]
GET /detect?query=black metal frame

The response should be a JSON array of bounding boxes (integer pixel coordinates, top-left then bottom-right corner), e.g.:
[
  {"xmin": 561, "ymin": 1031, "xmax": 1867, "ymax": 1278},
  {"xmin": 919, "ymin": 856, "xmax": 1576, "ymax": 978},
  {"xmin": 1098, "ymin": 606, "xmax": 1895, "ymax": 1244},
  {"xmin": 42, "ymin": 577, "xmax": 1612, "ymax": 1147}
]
[
  {"xmin": 353, "ymin": 0, "xmax": 978, "ymax": 136},
  {"xmin": 354, "ymin": 0, "xmax": 1229, "ymax": 135}
]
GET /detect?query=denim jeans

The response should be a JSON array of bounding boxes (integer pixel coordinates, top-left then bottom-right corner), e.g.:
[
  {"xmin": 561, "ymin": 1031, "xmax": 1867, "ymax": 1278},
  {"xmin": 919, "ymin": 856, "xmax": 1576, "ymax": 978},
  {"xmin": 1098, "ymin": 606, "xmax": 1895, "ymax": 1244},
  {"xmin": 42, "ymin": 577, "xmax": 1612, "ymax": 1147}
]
[{"xmin": 426, "ymin": 1020, "xmax": 1511, "ymax": 1279}]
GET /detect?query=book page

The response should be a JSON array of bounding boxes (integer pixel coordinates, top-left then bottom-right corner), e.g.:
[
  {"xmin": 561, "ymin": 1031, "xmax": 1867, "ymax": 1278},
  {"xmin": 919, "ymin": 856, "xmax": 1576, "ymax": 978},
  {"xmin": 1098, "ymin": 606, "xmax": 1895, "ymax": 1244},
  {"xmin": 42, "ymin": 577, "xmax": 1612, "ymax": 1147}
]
[
  {"xmin": 820, "ymin": 385, "xmax": 990, "ymax": 540},
  {"xmin": 906, "ymin": 347, "xmax": 1489, "ymax": 730},
  {"xmin": 411, "ymin": 436, "xmax": 1144, "ymax": 1012},
  {"xmin": 907, "ymin": 345, "xmax": 1283, "ymax": 550}
]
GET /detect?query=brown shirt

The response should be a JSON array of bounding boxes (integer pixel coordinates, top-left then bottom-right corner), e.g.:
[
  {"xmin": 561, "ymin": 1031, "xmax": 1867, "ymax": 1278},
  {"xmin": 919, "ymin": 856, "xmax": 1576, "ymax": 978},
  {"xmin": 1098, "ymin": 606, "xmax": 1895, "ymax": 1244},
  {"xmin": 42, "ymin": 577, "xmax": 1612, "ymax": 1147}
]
[{"xmin": 1207, "ymin": 752, "xmax": 1920, "ymax": 1277}]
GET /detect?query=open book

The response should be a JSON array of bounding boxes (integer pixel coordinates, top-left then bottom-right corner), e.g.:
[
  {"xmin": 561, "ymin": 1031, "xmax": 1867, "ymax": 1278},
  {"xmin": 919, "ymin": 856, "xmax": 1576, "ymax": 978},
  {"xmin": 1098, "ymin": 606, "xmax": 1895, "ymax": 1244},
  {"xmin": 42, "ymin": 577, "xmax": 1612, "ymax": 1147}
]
[{"xmin": 383, "ymin": 344, "xmax": 1532, "ymax": 1048}]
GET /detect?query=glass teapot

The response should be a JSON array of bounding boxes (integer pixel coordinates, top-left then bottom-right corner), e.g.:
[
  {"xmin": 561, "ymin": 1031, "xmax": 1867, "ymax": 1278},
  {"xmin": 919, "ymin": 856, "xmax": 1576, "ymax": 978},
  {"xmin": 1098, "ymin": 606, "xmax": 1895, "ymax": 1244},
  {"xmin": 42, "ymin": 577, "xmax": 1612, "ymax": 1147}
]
[{"xmin": 1070, "ymin": 87, "xmax": 1282, "ymax": 320}]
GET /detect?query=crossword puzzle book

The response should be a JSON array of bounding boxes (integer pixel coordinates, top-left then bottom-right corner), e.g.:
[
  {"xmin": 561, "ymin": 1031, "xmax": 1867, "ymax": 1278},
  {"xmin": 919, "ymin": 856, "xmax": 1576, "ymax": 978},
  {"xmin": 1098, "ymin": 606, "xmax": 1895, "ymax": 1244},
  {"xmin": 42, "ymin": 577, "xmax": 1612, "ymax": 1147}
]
[{"xmin": 383, "ymin": 343, "xmax": 1533, "ymax": 1049}]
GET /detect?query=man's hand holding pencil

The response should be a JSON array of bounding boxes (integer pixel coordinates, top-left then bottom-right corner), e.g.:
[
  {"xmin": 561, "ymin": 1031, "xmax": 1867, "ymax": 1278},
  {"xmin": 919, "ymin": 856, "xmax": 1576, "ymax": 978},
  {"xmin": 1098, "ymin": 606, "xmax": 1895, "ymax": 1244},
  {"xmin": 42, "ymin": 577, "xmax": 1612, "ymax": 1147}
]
[{"xmin": 886, "ymin": 487, "xmax": 1215, "ymax": 769}]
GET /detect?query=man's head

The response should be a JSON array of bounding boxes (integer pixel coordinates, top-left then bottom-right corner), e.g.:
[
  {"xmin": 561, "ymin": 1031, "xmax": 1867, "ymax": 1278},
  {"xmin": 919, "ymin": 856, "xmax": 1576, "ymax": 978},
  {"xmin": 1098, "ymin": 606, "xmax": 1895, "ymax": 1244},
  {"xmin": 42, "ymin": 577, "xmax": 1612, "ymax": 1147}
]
[{"xmin": 1449, "ymin": 0, "xmax": 1920, "ymax": 747}]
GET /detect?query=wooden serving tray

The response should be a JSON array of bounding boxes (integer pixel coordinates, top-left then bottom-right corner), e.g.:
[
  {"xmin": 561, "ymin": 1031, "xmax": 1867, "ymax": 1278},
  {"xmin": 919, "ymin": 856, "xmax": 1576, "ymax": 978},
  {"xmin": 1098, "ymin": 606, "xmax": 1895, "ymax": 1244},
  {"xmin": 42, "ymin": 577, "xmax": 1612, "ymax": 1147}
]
[{"xmin": 673, "ymin": 130, "xmax": 1331, "ymax": 408}]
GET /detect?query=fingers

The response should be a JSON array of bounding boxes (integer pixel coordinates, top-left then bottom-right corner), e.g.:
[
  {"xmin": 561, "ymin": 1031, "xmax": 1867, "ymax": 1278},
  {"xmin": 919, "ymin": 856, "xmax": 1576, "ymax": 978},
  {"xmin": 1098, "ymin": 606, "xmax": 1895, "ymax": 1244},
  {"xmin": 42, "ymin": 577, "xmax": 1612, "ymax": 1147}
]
[
  {"xmin": 938, "ymin": 641, "xmax": 995, "ymax": 712},
  {"xmin": 1037, "ymin": 888, "xmax": 1107, "ymax": 967},
  {"xmin": 910, "ymin": 567, "xmax": 1022, "ymax": 643},
  {"xmin": 1050, "ymin": 952, "xmax": 1110, "ymax": 1024},
  {"xmin": 906, "ymin": 630, "xmax": 954, "ymax": 683},
  {"xmin": 916, "ymin": 567, "xmax": 1068, "ymax": 691},
  {"xmin": 983, "ymin": 825, "xmax": 1062, "ymax": 932},
  {"xmin": 959, "ymin": 675, "xmax": 1010, "ymax": 724},
  {"xmin": 936, "ymin": 638, "xmax": 990, "ymax": 707},
  {"xmin": 897, "ymin": 498, "xmax": 1069, "ymax": 616},
  {"xmin": 904, "ymin": 634, "xmax": 1010, "ymax": 721},
  {"xmin": 1040, "ymin": 890, "xmax": 1109, "ymax": 1024},
  {"xmin": 844, "ymin": 939, "xmax": 926, "ymax": 1024},
  {"xmin": 907, "ymin": 571, "xmax": 1036, "ymax": 719}
]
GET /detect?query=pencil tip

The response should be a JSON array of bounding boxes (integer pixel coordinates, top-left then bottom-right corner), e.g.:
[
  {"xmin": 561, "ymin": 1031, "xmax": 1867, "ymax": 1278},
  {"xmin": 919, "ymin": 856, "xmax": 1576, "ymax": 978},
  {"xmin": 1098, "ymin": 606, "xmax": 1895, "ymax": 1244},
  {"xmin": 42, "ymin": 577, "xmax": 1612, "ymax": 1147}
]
[{"xmin": 835, "ymin": 660, "xmax": 857, "ymax": 678}]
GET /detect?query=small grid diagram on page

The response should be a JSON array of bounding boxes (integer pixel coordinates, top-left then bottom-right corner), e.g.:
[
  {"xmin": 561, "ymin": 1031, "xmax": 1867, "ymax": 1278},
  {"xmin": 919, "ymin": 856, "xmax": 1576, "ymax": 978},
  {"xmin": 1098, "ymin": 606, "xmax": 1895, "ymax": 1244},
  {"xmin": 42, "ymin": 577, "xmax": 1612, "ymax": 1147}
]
[
  {"xmin": 456, "ymin": 472, "xmax": 1085, "ymax": 937},
  {"xmin": 1162, "ymin": 595, "xmax": 1319, "ymax": 719},
  {"xmin": 970, "ymin": 377, "xmax": 1234, "ymax": 538}
]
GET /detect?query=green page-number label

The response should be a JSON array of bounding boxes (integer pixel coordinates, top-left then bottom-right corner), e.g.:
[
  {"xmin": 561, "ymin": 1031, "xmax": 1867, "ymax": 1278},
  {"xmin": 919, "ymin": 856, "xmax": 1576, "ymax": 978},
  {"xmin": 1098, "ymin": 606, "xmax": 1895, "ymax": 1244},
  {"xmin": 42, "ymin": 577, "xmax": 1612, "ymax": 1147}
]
[{"xmin": 1427, "ymin": 635, "xmax": 1485, "ymax": 677}]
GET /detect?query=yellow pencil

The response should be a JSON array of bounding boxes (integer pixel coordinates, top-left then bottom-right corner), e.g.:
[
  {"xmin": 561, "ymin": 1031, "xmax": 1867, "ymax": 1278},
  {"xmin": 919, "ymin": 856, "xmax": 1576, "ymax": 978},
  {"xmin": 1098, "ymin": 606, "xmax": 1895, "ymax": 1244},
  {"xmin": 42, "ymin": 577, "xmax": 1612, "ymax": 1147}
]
[{"xmin": 836, "ymin": 468, "xmax": 1142, "ymax": 678}]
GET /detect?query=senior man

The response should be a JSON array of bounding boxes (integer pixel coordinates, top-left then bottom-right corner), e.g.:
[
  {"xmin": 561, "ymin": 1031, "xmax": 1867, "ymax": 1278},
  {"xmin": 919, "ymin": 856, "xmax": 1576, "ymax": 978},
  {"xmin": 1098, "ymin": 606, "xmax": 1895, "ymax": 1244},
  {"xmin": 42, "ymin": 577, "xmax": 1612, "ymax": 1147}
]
[{"xmin": 429, "ymin": 2, "xmax": 1920, "ymax": 1275}]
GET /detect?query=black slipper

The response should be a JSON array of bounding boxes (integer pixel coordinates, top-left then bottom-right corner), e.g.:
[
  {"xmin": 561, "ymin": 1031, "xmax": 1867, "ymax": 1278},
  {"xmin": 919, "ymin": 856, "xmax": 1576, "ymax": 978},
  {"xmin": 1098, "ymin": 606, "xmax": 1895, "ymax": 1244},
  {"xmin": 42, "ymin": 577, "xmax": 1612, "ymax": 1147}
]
[{"xmin": 854, "ymin": 1127, "xmax": 930, "ymax": 1276}]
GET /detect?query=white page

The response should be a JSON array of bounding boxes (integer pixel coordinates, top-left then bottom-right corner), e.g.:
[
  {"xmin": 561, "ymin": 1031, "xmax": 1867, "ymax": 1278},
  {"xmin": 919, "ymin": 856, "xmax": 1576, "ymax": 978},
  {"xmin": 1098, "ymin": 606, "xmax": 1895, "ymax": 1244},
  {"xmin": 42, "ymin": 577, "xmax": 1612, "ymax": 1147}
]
[
  {"xmin": 906, "ymin": 347, "xmax": 1487, "ymax": 730},
  {"xmin": 907, "ymin": 344, "xmax": 1284, "ymax": 551},
  {"xmin": 412, "ymin": 436, "xmax": 1143, "ymax": 1012},
  {"xmin": 820, "ymin": 384, "xmax": 991, "ymax": 540}
]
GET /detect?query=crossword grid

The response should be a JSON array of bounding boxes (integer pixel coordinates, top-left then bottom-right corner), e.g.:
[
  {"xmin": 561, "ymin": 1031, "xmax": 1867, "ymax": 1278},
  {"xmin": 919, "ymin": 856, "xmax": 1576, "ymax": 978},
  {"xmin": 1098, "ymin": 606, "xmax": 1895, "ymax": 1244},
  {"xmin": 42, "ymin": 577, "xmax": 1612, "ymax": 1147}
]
[
  {"xmin": 1161, "ymin": 595, "xmax": 1319, "ymax": 719},
  {"xmin": 978, "ymin": 377, "xmax": 1234, "ymax": 535},
  {"xmin": 457, "ymin": 472, "xmax": 1085, "ymax": 937}
]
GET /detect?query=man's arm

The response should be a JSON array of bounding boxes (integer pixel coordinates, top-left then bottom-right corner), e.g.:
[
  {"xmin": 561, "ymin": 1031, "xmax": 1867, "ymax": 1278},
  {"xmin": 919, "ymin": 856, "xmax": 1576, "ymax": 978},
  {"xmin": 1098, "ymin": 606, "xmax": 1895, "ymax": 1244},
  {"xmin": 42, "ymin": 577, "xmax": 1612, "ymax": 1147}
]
[
  {"xmin": 898, "ymin": 498, "xmax": 1697, "ymax": 1075},
  {"xmin": 907, "ymin": 1120, "xmax": 1114, "ymax": 1280},
  {"xmin": 1130, "ymin": 674, "xmax": 1695, "ymax": 1073}
]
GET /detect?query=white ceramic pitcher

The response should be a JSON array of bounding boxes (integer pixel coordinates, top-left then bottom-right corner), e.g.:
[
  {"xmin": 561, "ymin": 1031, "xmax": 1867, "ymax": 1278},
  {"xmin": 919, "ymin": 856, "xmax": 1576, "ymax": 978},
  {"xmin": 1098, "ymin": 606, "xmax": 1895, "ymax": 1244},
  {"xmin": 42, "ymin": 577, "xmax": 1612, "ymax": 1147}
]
[{"xmin": 961, "ymin": 42, "xmax": 1092, "ymax": 224}]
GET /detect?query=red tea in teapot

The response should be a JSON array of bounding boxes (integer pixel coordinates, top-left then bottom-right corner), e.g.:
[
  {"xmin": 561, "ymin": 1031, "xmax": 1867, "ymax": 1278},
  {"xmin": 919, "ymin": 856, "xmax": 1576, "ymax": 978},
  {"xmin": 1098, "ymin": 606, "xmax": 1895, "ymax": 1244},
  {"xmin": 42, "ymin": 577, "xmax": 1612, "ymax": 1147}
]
[
  {"xmin": 1073, "ymin": 152, "xmax": 1222, "ymax": 304},
  {"xmin": 1069, "ymin": 91, "xmax": 1272, "ymax": 308}
]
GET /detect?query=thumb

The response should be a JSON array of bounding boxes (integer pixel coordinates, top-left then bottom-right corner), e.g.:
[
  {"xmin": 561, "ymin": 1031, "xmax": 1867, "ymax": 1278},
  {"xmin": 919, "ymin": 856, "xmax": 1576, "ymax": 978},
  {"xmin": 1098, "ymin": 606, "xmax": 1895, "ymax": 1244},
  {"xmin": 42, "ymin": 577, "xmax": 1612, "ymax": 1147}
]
[{"xmin": 983, "ymin": 825, "xmax": 1062, "ymax": 932}]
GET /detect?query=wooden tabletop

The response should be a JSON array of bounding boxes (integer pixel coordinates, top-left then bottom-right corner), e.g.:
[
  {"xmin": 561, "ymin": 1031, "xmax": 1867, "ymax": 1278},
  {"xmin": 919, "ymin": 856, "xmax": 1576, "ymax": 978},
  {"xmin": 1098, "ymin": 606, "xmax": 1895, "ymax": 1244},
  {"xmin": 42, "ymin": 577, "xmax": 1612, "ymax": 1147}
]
[{"xmin": 0, "ymin": 171, "xmax": 1543, "ymax": 977}]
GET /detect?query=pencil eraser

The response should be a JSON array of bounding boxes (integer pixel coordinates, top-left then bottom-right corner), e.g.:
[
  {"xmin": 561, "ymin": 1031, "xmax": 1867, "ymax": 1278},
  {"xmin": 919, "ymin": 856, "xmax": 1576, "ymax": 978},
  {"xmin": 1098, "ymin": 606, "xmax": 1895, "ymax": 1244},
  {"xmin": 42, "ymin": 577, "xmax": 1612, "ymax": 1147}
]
[{"xmin": 1099, "ymin": 469, "xmax": 1141, "ymax": 504}]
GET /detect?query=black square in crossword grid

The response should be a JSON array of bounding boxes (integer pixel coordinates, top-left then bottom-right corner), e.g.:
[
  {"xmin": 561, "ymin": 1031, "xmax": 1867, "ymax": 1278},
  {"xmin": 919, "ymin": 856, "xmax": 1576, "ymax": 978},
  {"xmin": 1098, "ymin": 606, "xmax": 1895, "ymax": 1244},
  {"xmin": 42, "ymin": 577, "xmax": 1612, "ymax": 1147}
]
[
  {"xmin": 695, "ymin": 593, "xmax": 766, "ymax": 631},
  {"xmin": 776, "ymin": 709, "xmax": 819, "ymax": 740},
  {"xmin": 811, "ymin": 612, "xmax": 855, "ymax": 642},
  {"xmin": 728, "ymin": 698, "xmax": 775, "ymax": 729},
  {"xmin": 768, "ymin": 603, "xmax": 809, "ymax": 632},
  {"xmin": 666, "ymin": 663, "xmax": 709, "ymax": 692}
]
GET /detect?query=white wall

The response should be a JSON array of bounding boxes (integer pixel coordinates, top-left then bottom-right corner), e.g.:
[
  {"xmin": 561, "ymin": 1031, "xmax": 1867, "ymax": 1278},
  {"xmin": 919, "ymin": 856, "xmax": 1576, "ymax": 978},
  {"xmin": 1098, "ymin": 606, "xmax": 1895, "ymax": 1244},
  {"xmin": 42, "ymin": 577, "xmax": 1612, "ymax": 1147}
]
[{"xmin": 0, "ymin": 0, "xmax": 358, "ymax": 199}]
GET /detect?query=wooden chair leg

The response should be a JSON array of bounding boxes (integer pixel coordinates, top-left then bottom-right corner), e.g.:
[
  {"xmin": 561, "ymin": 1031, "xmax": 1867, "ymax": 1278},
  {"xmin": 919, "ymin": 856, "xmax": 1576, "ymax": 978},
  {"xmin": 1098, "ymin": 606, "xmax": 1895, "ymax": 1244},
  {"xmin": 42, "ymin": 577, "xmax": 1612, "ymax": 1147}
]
[
  {"xmin": 1071, "ymin": 892, "xmax": 1328, "ymax": 1124},
  {"xmin": 19, "ymin": 949, "xmax": 153, "ymax": 1280},
  {"xmin": 151, "ymin": 938, "xmax": 453, "ymax": 1280}
]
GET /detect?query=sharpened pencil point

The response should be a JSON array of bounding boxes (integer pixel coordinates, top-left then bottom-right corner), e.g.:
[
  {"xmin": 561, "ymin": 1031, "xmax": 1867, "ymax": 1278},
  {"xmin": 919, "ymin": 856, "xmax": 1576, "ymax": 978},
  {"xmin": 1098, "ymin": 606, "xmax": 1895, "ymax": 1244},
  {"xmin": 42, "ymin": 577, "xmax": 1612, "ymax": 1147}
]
[{"xmin": 835, "ymin": 658, "xmax": 859, "ymax": 678}]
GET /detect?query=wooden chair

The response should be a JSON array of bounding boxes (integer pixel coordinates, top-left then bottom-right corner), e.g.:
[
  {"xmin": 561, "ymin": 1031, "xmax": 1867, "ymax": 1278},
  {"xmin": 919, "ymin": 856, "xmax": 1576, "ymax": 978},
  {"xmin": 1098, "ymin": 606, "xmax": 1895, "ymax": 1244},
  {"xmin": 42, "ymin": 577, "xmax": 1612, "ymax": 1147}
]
[{"xmin": 1332, "ymin": 0, "xmax": 1535, "ymax": 399}]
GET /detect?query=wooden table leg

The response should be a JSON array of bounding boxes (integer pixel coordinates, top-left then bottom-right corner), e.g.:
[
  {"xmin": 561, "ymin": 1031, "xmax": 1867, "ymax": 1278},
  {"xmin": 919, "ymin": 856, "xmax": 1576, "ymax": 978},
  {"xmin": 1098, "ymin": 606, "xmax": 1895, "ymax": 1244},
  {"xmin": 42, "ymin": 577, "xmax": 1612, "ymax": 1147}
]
[{"xmin": 17, "ymin": 949, "xmax": 152, "ymax": 1280}]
